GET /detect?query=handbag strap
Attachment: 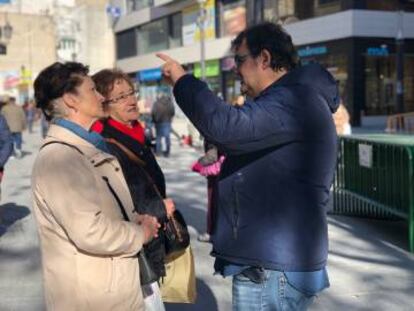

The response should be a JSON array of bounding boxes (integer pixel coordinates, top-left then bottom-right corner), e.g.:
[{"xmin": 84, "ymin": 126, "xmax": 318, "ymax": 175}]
[
  {"xmin": 106, "ymin": 136, "xmax": 184, "ymax": 242},
  {"xmin": 105, "ymin": 137, "xmax": 164, "ymax": 199},
  {"xmin": 105, "ymin": 137, "xmax": 146, "ymax": 167}
]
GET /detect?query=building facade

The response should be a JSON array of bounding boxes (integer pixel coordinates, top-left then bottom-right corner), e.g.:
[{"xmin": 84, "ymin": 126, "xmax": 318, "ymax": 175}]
[
  {"xmin": 0, "ymin": 0, "xmax": 114, "ymax": 102},
  {"xmin": 112, "ymin": 0, "xmax": 414, "ymax": 125},
  {"xmin": 0, "ymin": 11, "xmax": 56, "ymax": 101}
]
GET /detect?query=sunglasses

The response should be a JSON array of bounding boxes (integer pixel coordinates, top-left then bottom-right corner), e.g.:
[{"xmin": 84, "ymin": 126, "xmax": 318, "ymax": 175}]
[
  {"xmin": 234, "ymin": 53, "xmax": 252, "ymax": 68},
  {"xmin": 104, "ymin": 89, "xmax": 139, "ymax": 105}
]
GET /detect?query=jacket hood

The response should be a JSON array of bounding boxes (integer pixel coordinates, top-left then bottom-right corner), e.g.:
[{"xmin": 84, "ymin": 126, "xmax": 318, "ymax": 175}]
[{"xmin": 277, "ymin": 63, "xmax": 340, "ymax": 113}]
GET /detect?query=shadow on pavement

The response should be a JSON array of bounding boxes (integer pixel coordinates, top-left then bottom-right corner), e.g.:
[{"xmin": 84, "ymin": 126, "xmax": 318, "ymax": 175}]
[
  {"xmin": 21, "ymin": 150, "xmax": 32, "ymax": 158},
  {"xmin": 165, "ymin": 278, "xmax": 219, "ymax": 311},
  {"xmin": 328, "ymin": 215, "xmax": 411, "ymax": 254},
  {"xmin": 0, "ymin": 203, "xmax": 31, "ymax": 236}
]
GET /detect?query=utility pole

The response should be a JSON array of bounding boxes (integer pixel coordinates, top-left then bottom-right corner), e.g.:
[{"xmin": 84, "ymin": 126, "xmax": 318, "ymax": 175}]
[
  {"xmin": 396, "ymin": 8, "xmax": 404, "ymax": 113},
  {"xmin": 197, "ymin": 0, "xmax": 207, "ymax": 81}
]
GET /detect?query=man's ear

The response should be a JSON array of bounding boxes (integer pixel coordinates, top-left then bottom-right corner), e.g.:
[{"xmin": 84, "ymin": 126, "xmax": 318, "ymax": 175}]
[
  {"xmin": 62, "ymin": 93, "xmax": 78, "ymax": 111},
  {"xmin": 261, "ymin": 49, "xmax": 272, "ymax": 70}
]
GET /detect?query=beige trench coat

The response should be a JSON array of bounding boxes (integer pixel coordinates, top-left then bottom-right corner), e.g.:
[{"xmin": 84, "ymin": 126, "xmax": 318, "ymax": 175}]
[{"xmin": 32, "ymin": 124, "xmax": 145, "ymax": 311}]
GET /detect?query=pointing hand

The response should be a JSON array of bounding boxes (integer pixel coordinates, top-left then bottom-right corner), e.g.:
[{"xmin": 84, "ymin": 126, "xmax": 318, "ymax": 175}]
[{"xmin": 157, "ymin": 53, "xmax": 186, "ymax": 86}]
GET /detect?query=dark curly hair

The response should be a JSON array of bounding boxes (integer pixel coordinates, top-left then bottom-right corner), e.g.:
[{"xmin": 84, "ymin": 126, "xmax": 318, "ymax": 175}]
[
  {"xmin": 92, "ymin": 69, "xmax": 134, "ymax": 99},
  {"xmin": 231, "ymin": 22, "xmax": 298, "ymax": 72},
  {"xmin": 34, "ymin": 62, "xmax": 89, "ymax": 121}
]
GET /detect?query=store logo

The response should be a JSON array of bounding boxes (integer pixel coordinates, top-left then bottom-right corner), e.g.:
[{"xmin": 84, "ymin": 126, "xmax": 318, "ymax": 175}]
[
  {"xmin": 298, "ymin": 46, "xmax": 327, "ymax": 57},
  {"xmin": 367, "ymin": 46, "xmax": 389, "ymax": 56}
]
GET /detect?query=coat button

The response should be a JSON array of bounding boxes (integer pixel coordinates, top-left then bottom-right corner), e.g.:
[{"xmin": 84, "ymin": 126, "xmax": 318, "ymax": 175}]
[
  {"xmin": 91, "ymin": 160, "xmax": 95, "ymax": 164},
  {"xmin": 115, "ymin": 167, "xmax": 120, "ymax": 172}
]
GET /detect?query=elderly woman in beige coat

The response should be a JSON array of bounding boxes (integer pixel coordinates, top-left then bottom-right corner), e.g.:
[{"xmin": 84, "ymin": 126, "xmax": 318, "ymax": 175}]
[{"xmin": 32, "ymin": 62, "xmax": 160, "ymax": 310}]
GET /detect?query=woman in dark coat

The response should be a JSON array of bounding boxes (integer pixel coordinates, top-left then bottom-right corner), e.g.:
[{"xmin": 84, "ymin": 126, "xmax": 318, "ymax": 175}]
[{"xmin": 91, "ymin": 69, "xmax": 175, "ymax": 310}]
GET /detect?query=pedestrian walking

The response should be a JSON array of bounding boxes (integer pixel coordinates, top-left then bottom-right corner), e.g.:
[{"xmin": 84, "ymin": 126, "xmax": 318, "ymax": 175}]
[
  {"xmin": 32, "ymin": 62, "xmax": 160, "ymax": 311},
  {"xmin": 1, "ymin": 97, "xmax": 26, "ymax": 158},
  {"xmin": 0, "ymin": 114, "xmax": 13, "ymax": 202},
  {"xmin": 151, "ymin": 91, "xmax": 175, "ymax": 157},
  {"xmin": 158, "ymin": 22, "xmax": 339, "ymax": 311},
  {"xmin": 25, "ymin": 99, "xmax": 37, "ymax": 133},
  {"xmin": 92, "ymin": 68, "xmax": 178, "ymax": 310}
]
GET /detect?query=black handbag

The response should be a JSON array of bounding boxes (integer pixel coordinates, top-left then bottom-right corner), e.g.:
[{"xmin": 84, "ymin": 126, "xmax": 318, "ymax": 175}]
[
  {"xmin": 138, "ymin": 250, "xmax": 159, "ymax": 285},
  {"xmin": 164, "ymin": 210, "xmax": 190, "ymax": 256},
  {"xmin": 105, "ymin": 138, "xmax": 191, "ymax": 256}
]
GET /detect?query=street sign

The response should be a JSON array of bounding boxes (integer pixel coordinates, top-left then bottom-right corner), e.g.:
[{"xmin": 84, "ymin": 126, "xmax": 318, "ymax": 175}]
[{"xmin": 106, "ymin": 5, "xmax": 121, "ymax": 18}]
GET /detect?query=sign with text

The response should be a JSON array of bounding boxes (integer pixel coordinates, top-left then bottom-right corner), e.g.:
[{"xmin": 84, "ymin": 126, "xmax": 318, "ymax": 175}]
[
  {"xmin": 194, "ymin": 60, "xmax": 219, "ymax": 78},
  {"xmin": 358, "ymin": 144, "xmax": 373, "ymax": 168},
  {"xmin": 182, "ymin": 0, "xmax": 216, "ymax": 46}
]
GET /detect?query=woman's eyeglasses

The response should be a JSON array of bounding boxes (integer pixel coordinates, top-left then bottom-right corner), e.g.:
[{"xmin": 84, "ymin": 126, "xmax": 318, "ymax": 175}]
[{"xmin": 104, "ymin": 90, "xmax": 139, "ymax": 105}]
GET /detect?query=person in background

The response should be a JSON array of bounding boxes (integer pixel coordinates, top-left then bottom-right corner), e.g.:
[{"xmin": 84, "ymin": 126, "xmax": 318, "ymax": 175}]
[
  {"xmin": 25, "ymin": 99, "xmax": 37, "ymax": 133},
  {"xmin": 1, "ymin": 97, "xmax": 26, "ymax": 158},
  {"xmin": 92, "ymin": 68, "xmax": 176, "ymax": 310},
  {"xmin": 32, "ymin": 62, "xmax": 160, "ymax": 311},
  {"xmin": 151, "ymin": 90, "xmax": 175, "ymax": 157},
  {"xmin": 158, "ymin": 22, "xmax": 339, "ymax": 311},
  {"xmin": 40, "ymin": 113, "xmax": 50, "ymax": 138},
  {"xmin": 333, "ymin": 100, "xmax": 351, "ymax": 135},
  {"xmin": 0, "ymin": 114, "xmax": 13, "ymax": 202}
]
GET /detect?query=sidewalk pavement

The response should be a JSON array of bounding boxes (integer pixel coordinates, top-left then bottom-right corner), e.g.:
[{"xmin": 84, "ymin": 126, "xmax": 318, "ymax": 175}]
[{"xmin": 0, "ymin": 121, "xmax": 413, "ymax": 311}]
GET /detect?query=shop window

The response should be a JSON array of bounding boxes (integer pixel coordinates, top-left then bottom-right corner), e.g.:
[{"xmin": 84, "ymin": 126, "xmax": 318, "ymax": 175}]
[
  {"xmin": 318, "ymin": 0, "xmax": 338, "ymax": 5},
  {"xmin": 365, "ymin": 56, "xmax": 396, "ymax": 115},
  {"xmin": 404, "ymin": 56, "xmax": 414, "ymax": 112},
  {"xmin": 137, "ymin": 18, "xmax": 169, "ymax": 55},
  {"xmin": 136, "ymin": 14, "xmax": 182, "ymax": 55},
  {"xmin": 365, "ymin": 0, "xmax": 399, "ymax": 11},
  {"xmin": 221, "ymin": 0, "xmax": 246, "ymax": 37},
  {"xmin": 314, "ymin": 0, "xmax": 340, "ymax": 16},
  {"xmin": 127, "ymin": 0, "xmax": 152, "ymax": 13},
  {"xmin": 169, "ymin": 13, "xmax": 182, "ymax": 48},
  {"xmin": 263, "ymin": 0, "xmax": 278, "ymax": 22},
  {"xmin": 116, "ymin": 29, "xmax": 137, "ymax": 59}
]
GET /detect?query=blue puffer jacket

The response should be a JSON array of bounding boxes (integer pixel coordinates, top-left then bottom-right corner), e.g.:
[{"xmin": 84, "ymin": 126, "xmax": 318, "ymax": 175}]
[
  {"xmin": 174, "ymin": 64, "xmax": 339, "ymax": 272},
  {"xmin": 0, "ymin": 114, "xmax": 12, "ymax": 168}
]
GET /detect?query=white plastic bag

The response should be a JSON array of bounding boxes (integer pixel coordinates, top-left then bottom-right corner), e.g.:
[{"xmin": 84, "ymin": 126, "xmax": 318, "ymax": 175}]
[{"xmin": 142, "ymin": 282, "xmax": 165, "ymax": 311}]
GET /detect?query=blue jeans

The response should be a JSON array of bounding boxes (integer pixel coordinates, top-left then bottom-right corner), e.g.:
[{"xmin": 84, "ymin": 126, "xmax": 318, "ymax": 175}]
[
  {"xmin": 155, "ymin": 122, "xmax": 171, "ymax": 156},
  {"xmin": 11, "ymin": 132, "xmax": 22, "ymax": 151},
  {"xmin": 233, "ymin": 270, "xmax": 315, "ymax": 311}
]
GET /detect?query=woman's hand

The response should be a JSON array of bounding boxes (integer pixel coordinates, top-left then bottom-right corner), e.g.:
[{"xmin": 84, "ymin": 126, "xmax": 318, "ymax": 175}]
[
  {"xmin": 163, "ymin": 198, "xmax": 176, "ymax": 218},
  {"xmin": 135, "ymin": 214, "xmax": 161, "ymax": 244}
]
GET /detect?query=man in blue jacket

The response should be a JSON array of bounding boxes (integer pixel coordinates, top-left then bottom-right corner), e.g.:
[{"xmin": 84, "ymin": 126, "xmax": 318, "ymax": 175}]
[
  {"xmin": 158, "ymin": 22, "xmax": 339, "ymax": 310},
  {"xmin": 0, "ymin": 114, "xmax": 13, "ymax": 202}
]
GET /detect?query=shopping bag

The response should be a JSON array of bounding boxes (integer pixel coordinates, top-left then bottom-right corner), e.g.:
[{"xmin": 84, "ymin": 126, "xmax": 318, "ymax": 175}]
[{"xmin": 160, "ymin": 246, "xmax": 197, "ymax": 303}]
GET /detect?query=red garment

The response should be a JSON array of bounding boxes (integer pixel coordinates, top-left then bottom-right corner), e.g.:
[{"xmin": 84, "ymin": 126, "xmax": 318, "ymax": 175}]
[{"xmin": 91, "ymin": 118, "xmax": 145, "ymax": 144}]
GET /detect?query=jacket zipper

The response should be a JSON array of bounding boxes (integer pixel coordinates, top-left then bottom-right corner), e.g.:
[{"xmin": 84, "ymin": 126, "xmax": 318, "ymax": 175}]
[{"xmin": 233, "ymin": 184, "xmax": 240, "ymax": 240}]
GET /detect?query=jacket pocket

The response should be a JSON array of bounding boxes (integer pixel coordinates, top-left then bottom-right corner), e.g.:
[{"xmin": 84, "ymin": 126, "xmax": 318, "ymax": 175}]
[{"xmin": 75, "ymin": 254, "xmax": 115, "ymax": 293}]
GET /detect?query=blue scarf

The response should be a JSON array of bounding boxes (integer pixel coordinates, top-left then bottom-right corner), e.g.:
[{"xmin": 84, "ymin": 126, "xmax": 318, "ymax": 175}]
[{"xmin": 54, "ymin": 118, "xmax": 109, "ymax": 153}]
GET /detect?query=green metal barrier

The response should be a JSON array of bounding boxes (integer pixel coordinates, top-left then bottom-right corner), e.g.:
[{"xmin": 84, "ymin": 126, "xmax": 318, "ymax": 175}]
[{"xmin": 333, "ymin": 135, "xmax": 414, "ymax": 252}]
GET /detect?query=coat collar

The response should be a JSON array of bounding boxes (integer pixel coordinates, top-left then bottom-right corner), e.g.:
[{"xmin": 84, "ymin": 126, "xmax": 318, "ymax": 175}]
[{"xmin": 44, "ymin": 124, "xmax": 115, "ymax": 166}]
